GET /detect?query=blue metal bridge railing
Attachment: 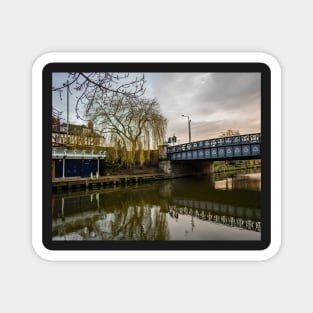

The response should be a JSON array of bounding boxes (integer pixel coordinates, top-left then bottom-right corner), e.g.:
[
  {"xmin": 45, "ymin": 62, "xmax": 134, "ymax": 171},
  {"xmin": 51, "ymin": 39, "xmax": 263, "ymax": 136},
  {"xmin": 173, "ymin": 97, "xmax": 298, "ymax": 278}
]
[{"xmin": 167, "ymin": 133, "xmax": 261, "ymax": 161}]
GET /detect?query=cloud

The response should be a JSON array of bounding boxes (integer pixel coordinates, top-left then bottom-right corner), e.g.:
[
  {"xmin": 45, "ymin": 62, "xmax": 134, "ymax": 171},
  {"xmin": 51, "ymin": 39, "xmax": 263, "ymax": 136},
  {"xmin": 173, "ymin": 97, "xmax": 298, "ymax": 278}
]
[
  {"xmin": 146, "ymin": 72, "xmax": 261, "ymax": 142},
  {"xmin": 52, "ymin": 72, "xmax": 261, "ymax": 144}
]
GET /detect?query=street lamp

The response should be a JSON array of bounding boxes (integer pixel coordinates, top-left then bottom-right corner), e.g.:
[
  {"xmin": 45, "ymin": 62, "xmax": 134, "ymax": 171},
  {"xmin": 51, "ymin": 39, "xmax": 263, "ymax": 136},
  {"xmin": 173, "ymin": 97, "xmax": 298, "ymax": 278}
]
[
  {"xmin": 181, "ymin": 115, "xmax": 191, "ymax": 143},
  {"xmin": 62, "ymin": 80, "xmax": 70, "ymax": 145}
]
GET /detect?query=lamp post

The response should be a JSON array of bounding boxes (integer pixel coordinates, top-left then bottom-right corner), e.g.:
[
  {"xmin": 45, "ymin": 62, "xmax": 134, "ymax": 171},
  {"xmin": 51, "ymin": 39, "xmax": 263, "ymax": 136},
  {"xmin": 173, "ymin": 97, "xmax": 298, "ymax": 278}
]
[
  {"xmin": 181, "ymin": 115, "xmax": 191, "ymax": 143},
  {"xmin": 62, "ymin": 80, "xmax": 70, "ymax": 145}
]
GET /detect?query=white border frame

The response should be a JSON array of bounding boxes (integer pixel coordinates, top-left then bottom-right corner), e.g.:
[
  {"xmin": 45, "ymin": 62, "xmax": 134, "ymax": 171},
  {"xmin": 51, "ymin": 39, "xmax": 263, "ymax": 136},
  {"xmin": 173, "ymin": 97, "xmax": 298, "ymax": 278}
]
[{"xmin": 32, "ymin": 52, "xmax": 281, "ymax": 261}]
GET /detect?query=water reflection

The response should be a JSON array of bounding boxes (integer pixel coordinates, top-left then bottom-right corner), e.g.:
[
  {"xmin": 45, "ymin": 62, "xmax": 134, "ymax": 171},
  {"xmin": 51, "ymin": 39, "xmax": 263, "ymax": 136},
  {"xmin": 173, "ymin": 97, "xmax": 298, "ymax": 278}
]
[
  {"xmin": 214, "ymin": 173, "xmax": 261, "ymax": 191},
  {"xmin": 52, "ymin": 171, "xmax": 261, "ymax": 241}
]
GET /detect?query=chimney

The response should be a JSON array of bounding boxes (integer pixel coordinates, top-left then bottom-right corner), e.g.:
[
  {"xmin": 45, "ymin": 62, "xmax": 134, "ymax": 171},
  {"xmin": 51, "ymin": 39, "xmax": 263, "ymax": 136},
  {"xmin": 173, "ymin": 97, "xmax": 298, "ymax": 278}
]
[{"xmin": 88, "ymin": 120, "xmax": 94, "ymax": 131}]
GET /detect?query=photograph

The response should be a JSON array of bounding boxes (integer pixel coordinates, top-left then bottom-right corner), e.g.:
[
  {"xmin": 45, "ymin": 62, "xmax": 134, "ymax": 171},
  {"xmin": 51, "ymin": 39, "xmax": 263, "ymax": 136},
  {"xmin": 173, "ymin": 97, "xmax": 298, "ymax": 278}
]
[{"xmin": 50, "ymin": 70, "xmax": 263, "ymax": 244}]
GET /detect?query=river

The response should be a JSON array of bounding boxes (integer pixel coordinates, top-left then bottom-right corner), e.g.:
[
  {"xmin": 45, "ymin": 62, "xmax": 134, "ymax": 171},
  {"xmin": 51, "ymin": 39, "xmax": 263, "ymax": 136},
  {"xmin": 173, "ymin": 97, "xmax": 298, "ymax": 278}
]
[{"xmin": 52, "ymin": 169, "xmax": 261, "ymax": 241}]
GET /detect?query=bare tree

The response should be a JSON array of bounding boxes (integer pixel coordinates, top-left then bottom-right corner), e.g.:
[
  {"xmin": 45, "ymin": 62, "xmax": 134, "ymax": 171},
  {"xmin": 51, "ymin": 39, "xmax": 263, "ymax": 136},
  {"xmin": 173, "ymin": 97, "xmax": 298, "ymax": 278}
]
[
  {"xmin": 220, "ymin": 129, "xmax": 240, "ymax": 137},
  {"xmin": 89, "ymin": 96, "xmax": 167, "ymax": 166},
  {"xmin": 53, "ymin": 72, "xmax": 146, "ymax": 120}
]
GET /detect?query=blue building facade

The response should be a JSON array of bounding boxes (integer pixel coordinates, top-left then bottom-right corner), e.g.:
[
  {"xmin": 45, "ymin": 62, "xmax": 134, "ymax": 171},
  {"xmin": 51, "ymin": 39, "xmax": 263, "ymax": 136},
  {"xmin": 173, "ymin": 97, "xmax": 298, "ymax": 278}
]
[{"xmin": 52, "ymin": 148, "xmax": 106, "ymax": 178}]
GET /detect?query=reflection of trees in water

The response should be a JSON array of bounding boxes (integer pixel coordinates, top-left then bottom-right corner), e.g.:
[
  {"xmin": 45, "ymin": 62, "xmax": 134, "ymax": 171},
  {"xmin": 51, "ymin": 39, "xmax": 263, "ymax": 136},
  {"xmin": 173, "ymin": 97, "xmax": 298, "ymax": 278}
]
[
  {"xmin": 53, "ymin": 205, "xmax": 169, "ymax": 240},
  {"xmin": 99, "ymin": 205, "xmax": 169, "ymax": 240}
]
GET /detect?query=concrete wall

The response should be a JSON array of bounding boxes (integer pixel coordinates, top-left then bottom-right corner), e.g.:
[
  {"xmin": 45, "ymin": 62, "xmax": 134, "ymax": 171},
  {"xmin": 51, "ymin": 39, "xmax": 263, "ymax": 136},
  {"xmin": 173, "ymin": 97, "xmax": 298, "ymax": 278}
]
[{"xmin": 159, "ymin": 160, "xmax": 213, "ymax": 178}]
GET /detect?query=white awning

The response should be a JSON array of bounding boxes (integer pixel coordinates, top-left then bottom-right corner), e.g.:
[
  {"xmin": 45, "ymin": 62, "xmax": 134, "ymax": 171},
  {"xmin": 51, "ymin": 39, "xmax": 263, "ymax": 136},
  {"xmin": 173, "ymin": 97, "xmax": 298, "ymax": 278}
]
[{"xmin": 52, "ymin": 148, "xmax": 106, "ymax": 159}]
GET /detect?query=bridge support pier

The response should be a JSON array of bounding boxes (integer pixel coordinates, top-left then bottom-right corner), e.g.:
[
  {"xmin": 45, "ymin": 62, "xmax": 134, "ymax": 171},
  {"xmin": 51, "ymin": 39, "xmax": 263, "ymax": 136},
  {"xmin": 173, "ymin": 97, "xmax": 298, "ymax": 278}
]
[{"xmin": 159, "ymin": 160, "xmax": 214, "ymax": 178}]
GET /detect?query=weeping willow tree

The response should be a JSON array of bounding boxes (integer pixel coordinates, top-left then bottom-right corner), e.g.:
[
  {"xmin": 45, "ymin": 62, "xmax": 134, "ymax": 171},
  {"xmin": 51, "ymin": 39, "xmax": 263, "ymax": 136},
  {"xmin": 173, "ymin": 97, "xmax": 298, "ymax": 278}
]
[{"xmin": 88, "ymin": 96, "xmax": 167, "ymax": 166}]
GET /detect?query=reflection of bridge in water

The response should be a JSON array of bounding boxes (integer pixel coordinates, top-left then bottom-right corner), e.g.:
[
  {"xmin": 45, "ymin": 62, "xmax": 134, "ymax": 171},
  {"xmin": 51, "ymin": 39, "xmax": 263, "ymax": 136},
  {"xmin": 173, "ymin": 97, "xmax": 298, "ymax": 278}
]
[{"xmin": 168, "ymin": 198, "xmax": 261, "ymax": 232}]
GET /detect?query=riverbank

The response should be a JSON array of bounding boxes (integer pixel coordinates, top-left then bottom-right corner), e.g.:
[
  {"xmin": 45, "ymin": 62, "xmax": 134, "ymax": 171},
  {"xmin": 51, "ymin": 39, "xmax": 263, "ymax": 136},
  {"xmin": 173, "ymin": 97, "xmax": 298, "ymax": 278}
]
[
  {"xmin": 214, "ymin": 164, "xmax": 261, "ymax": 173},
  {"xmin": 53, "ymin": 165, "xmax": 261, "ymax": 191},
  {"xmin": 52, "ymin": 172, "xmax": 169, "ymax": 190}
]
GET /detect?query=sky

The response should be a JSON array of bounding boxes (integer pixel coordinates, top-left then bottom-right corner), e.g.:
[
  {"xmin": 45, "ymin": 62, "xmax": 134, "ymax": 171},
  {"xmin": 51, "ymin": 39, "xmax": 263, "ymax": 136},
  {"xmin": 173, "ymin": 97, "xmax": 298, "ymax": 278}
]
[{"xmin": 52, "ymin": 72, "xmax": 260, "ymax": 144}]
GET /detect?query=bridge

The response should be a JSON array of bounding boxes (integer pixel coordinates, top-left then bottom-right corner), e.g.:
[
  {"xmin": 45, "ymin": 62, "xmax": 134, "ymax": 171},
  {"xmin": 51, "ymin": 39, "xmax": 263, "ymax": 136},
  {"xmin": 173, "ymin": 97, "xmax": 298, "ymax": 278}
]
[{"xmin": 166, "ymin": 133, "xmax": 261, "ymax": 161}]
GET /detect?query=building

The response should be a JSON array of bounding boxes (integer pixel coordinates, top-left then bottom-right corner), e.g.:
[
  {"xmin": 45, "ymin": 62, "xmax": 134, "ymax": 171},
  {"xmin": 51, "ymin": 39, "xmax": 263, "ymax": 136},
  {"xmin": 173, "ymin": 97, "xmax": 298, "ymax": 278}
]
[
  {"xmin": 52, "ymin": 118, "xmax": 106, "ymax": 178},
  {"xmin": 52, "ymin": 119, "xmax": 105, "ymax": 147},
  {"xmin": 52, "ymin": 148, "xmax": 106, "ymax": 178}
]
